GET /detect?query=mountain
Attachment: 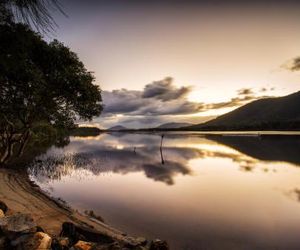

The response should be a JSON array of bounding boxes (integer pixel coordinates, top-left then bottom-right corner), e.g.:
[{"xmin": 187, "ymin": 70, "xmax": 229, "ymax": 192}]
[
  {"xmin": 157, "ymin": 122, "xmax": 193, "ymax": 129},
  {"xmin": 108, "ymin": 125, "xmax": 128, "ymax": 131},
  {"xmin": 186, "ymin": 91, "xmax": 300, "ymax": 130}
]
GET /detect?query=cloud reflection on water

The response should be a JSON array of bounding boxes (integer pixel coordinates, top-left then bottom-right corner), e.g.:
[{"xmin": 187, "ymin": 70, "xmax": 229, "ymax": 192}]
[
  {"xmin": 28, "ymin": 133, "xmax": 300, "ymax": 186},
  {"xmin": 26, "ymin": 133, "xmax": 300, "ymax": 250}
]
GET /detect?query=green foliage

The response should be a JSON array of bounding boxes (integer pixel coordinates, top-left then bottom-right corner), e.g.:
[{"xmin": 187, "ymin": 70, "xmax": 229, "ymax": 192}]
[
  {"xmin": 31, "ymin": 122, "xmax": 59, "ymax": 140},
  {"xmin": 0, "ymin": 23, "xmax": 102, "ymax": 128},
  {"xmin": 6, "ymin": 126, "xmax": 70, "ymax": 168},
  {"xmin": 0, "ymin": 22, "xmax": 102, "ymax": 164}
]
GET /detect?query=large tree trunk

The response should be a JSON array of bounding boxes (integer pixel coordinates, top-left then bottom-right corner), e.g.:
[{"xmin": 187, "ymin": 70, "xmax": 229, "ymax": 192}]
[
  {"xmin": 0, "ymin": 138, "xmax": 15, "ymax": 164},
  {"xmin": 17, "ymin": 129, "xmax": 31, "ymax": 157},
  {"xmin": 0, "ymin": 116, "xmax": 33, "ymax": 165}
]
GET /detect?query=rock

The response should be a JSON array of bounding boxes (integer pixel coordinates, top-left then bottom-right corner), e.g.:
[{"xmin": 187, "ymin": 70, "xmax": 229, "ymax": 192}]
[
  {"xmin": 0, "ymin": 201, "xmax": 7, "ymax": 214},
  {"xmin": 70, "ymin": 241, "xmax": 123, "ymax": 250},
  {"xmin": 20, "ymin": 232, "xmax": 52, "ymax": 250},
  {"xmin": 52, "ymin": 237, "xmax": 70, "ymax": 250},
  {"xmin": 96, "ymin": 242, "xmax": 122, "ymax": 250},
  {"xmin": 124, "ymin": 236, "xmax": 147, "ymax": 248},
  {"xmin": 0, "ymin": 236, "xmax": 8, "ymax": 248},
  {"xmin": 51, "ymin": 238, "xmax": 61, "ymax": 250},
  {"xmin": 36, "ymin": 226, "xmax": 45, "ymax": 233},
  {"xmin": 129, "ymin": 247, "xmax": 147, "ymax": 250},
  {"xmin": 0, "ymin": 213, "xmax": 36, "ymax": 237},
  {"xmin": 105, "ymin": 242, "xmax": 122, "ymax": 250},
  {"xmin": 10, "ymin": 233, "xmax": 33, "ymax": 247},
  {"xmin": 61, "ymin": 222, "xmax": 114, "ymax": 245},
  {"xmin": 150, "ymin": 239, "xmax": 169, "ymax": 250},
  {"xmin": 58, "ymin": 237, "xmax": 70, "ymax": 247},
  {"xmin": 71, "ymin": 240, "xmax": 95, "ymax": 250},
  {"xmin": 0, "ymin": 209, "xmax": 4, "ymax": 218},
  {"xmin": 60, "ymin": 222, "xmax": 83, "ymax": 245},
  {"xmin": 136, "ymin": 237, "xmax": 147, "ymax": 245}
]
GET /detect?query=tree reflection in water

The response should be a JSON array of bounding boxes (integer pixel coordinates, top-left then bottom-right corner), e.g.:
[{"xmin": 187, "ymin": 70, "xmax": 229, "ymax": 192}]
[{"xmin": 27, "ymin": 133, "xmax": 300, "ymax": 186}]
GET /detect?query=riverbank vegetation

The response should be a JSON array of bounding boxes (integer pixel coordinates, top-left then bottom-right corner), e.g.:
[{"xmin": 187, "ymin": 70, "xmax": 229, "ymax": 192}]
[{"xmin": 0, "ymin": 1, "xmax": 103, "ymax": 166}]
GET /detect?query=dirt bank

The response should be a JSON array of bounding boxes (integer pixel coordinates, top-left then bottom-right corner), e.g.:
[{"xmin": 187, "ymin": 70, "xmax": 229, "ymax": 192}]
[{"xmin": 0, "ymin": 168, "xmax": 130, "ymax": 241}]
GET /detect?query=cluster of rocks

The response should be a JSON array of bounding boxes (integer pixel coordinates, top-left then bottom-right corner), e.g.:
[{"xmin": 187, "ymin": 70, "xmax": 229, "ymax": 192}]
[{"xmin": 0, "ymin": 200, "xmax": 169, "ymax": 250}]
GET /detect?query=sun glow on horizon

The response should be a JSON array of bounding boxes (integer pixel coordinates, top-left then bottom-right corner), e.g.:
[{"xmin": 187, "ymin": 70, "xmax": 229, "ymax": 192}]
[{"xmin": 55, "ymin": 1, "xmax": 300, "ymax": 128}]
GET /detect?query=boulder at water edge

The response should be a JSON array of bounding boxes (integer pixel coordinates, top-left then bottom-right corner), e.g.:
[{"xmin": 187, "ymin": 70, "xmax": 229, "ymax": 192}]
[{"xmin": 0, "ymin": 213, "xmax": 37, "ymax": 239}]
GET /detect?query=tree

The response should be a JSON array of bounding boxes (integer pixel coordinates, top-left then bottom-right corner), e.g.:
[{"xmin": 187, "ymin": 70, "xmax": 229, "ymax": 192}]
[
  {"xmin": 0, "ymin": 0, "xmax": 65, "ymax": 32},
  {"xmin": 0, "ymin": 23, "xmax": 103, "ymax": 164}
]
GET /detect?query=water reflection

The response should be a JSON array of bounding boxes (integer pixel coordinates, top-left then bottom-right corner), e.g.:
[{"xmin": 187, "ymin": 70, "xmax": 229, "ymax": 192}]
[
  {"xmin": 27, "ymin": 133, "xmax": 300, "ymax": 250},
  {"xmin": 208, "ymin": 135, "xmax": 300, "ymax": 166},
  {"xmin": 27, "ymin": 133, "xmax": 265, "ymax": 185},
  {"xmin": 29, "ymin": 146, "xmax": 193, "ymax": 185}
]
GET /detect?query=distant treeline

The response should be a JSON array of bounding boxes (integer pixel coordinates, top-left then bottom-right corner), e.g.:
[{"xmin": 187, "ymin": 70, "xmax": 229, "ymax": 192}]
[
  {"xmin": 182, "ymin": 120, "xmax": 300, "ymax": 131},
  {"xmin": 70, "ymin": 127, "xmax": 102, "ymax": 137}
]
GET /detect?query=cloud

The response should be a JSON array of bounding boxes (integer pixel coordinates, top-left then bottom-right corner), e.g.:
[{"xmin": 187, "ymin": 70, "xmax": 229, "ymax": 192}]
[
  {"xmin": 204, "ymin": 88, "xmax": 270, "ymax": 110},
  {"xmin": 260, "ymin": 87, "xmax": 267, "ymax": 92},
  {"xmin": 282, "ymin": 57, "xmax": 300, "ymax": 71},
  {"xmin": 97, "ymin": 77, "xmax": 274, "ymax": 128},
  {"xmin": 29, "ymin": 135, "xmax": 197, "ymax": 185},
  {"xmin": 32, "ymin": 133, "xmax": 289, "ymax": 186},
  {"xmin": 102, "ymin": 89, "xmax": 142, "ymax": 114},
  {"xmin": 289, "ymin": 57, "xmax": 300, "ymax": 71},
  {"xmin": 237, "ymin": 88, "xmax": 254, "ymax": 95},
  {"xmin": 102, "ymin": 77, "xmax": 204, "ymax": 117},
  {"xmin": 142, "ymin": 77, "xmax": 191, "ymax": 101},
  {"xmin": 93, "ymin": 114, "xmax": 215, "ymax": 129},
  {"xmin": 260, "ymin": 87, "xmax": 275, "ymax": 92}
]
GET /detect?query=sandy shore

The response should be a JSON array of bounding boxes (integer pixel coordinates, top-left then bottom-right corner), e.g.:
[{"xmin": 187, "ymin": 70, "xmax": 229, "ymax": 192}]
[{"xmin": 0, "ymin": 168, "xmax": 132, "ymax": 242}]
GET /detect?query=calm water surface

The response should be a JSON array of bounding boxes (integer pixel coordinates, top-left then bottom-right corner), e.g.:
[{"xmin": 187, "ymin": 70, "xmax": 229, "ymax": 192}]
[{"xmin": 28, "ymin": 133, "xmax": 300, "ymax": 249}]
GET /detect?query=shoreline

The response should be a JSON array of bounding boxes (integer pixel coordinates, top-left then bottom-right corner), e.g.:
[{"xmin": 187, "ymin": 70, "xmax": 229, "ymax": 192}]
[
  {"xmin": 104, "ymin": 130, "xmax": 300, "ymax": 135},
  {"xmin": 0, "ymin": 168, "xmax": 150, "ymax": 247}
]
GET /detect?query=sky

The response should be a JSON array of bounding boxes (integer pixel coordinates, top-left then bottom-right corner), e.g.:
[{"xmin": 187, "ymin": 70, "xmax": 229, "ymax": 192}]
[{"xmin": 49, "ymin": 0, "xmax": 300, "ymax": 128}]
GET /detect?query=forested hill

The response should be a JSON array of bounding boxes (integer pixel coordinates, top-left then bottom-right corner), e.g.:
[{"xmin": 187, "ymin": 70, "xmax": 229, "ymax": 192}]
[
  {"xmin": 186, "ymin": 91, "xmax": 300, "ymax": 130},
  {"xmin": 157, "ymin": 122, "xmax": 193, "ymax": 129}
]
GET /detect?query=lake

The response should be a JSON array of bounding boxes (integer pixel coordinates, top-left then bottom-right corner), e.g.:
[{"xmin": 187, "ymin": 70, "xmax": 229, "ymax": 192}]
[{"xmin": 27, "ymin": 132, "xmax": 300, "ymax": 249}]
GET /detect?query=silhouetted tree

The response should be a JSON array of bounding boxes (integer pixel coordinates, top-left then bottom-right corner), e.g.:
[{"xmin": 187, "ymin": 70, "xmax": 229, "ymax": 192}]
[
  {"xmin": 0, "ymin": 23, "xmax": 102, "ymax": 164},
  {"xmin": 0, "ymin": 0, "xmax": 65, "ymax": 31}
]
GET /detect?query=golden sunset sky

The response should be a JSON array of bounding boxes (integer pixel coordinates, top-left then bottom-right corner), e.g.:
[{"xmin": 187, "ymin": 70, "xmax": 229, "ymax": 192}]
[{"xmin": 52, "ymin": 0, "xmax": 300, "ymax": 128}]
